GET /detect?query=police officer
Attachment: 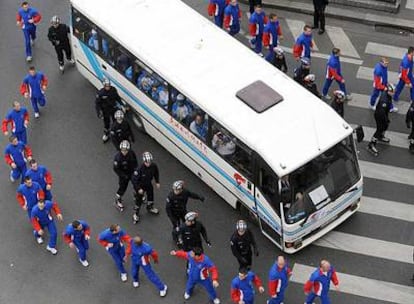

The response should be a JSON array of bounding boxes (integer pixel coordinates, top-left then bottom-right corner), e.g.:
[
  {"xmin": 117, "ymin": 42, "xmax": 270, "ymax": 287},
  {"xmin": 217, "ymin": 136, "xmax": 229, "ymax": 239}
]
[
  {"xmin": 406, "ymin": 101, "xmax": 414, "ymax": 153},
  {"xmin": 368, "ymin": 84, "xmax": 395, "ymax": 156},
  {"xmin": 178, "ymin": 212, "xmax": 211, "ymax": 252},
  {"xmin": 330, "ymin": 90, "xmax": 345, "ymax": 118},
  {"xmin": 166, "ymin": 180, "xmax": 205, "ymax": 244},
  {"xmin": 303, "ymin": 74, "xmax": 322, "ymax": 98},
  {"xmin": 131, "ymin": 152, "xmax": 160, "ymax": 223},
  {"xmin": 230, "ymin": 220, "xmax": 258, "ymax": 269},
  {"xmin": 272, "ymin": 47, "xmax": 288, "ymax": 73},
  {"xmin": 96, "ymin": 79, "xmax": 121, "ymax": 143},
  {"xmin": 113, "ymin": 140, "xmax": 137, "ymax": 211},
  {"xmin": 110, "ymin": 110, "xmax": 134, "ymax": 150},
  {"xmin": 293, "ymin": 57, "xmax": 311, "ymax": 86},
  {"xmin": 47, "ymin": 16, "xmax": 75, "ymax": 72}
]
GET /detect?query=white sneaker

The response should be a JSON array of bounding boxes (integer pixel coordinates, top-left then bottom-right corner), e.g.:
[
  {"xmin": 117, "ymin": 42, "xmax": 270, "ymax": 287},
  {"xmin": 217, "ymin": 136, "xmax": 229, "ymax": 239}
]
[
  {"xmin": 121, "ymin": 273, "xmax": 128, "ymax": 282},
  {"xmin": 102, "ymin": 134, "xmax": 109, "ymax": 142},
  {"xmin": 34, "ymin": 112, "xmax": 40, "ymax": 118},
  {"xmin": 369, "ymin": 104, "xmax": 376, "ymax": 110},
  {"xmin": 68, "ymin": 58, "xmax": 75, "ymax": 64},
  {"xmin": 79, "ymin": 259, "xmax": 89, "ymax": 267},
  {"xmin": 46, "ymin": 246, "xmax": 58, "ymax": 255},
  {"xmin": 30, "ymin": 39, "xmax": 35, "ymax": 46},
  {"xmin": 59, "ymin": 65, "xmax": 64, "ymax": 72},
  {"xmin": 345, "ymin": 94, "xmax": 353, "ymax": 101},
  {"xmin": 390, "ymin": 107, "xmax": 398, "ymax": 113},
  {"xmin": 10, "ymin": 173, "xmax": 16, "ymax": 183},
  {"xmin": 133, "ymin": 281, "xmax": 139, "ymax": 288},
  {"xmin": 159, "ymin": 285, "xmax": 167, "ymax": 297},
  {"xmin": 36, "ymin": 237, "xmax": 44, "ymax": 244},
  {"xmin": 258, "ymin": 52, "xmax": 264, "ymax": 57},
  {"xmin": 323, "ymin": 95, "xmax": 331, "ymax": 100},
  {"xmin": 184, "ymin": 292, "xmax": 190, "ymax": 300},
  {"xmin": 213, "ymin": 298, "xmax": 220, "ymax": 304},
  {"xmin": 26, "ymin": 56, "xmax": 32, "ymax": 62}
]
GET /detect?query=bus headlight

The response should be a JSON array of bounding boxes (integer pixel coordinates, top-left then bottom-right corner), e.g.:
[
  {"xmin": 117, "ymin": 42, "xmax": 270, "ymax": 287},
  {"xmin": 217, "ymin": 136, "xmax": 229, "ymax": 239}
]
[{"xmin": 349, "ymin": 198, "xmax": 360, "ymax": 211}]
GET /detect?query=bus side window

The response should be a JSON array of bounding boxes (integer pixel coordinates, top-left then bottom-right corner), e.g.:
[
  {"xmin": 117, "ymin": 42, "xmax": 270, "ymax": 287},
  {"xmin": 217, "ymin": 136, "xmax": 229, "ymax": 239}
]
[
  {"xmin": 72, "ymin": 10, "xmax": 92, "ymax": 43},
  {"xmin": 189, "ymin": 110, "xmax": 208, "ymax": 142},
  {"xmin": 170, "ymin": 91, "xmax": 192, "ymax": 126},
  {"xmin": 99, "ymin": 33, "xmax": 116, "ymax": 66},
  {"xmin": 258, "ymin": 166, "xmax": 280, "ymax": 214},
  {"xmin": 116, "ymin": 48, "xmax": 132, "ymax": 74}
]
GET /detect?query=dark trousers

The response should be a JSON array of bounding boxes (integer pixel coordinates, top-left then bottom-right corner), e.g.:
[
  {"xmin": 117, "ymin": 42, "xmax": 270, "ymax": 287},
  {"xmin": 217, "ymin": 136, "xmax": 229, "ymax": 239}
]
[
  {"xmin": 373, "ymin": 114, "xmax": 388, "ymax": 139},
  {"xmin": 103, "ymin": 112, "xmax": 114, "ymax": 134},
  {"xmin": 117, "ymin": 176, "xmax": 131, "ymax": 197},
  {"xmin": 134, "ymin": 183, "xmax": 154, "ymax": 214},
  {"xmin": 313, "ymin": 6, "xmax": 326, "ymax": 30},
  {"xmin": 169, "ymin": 213, "xmax": 185, "ymax": 242},
  {"xmin": 236, "ymin": 252, "xmax": 253, "ymax": 269},
  {"xmin": 55, "ymin": 43, "xmax": 72, "ymax": 66}
]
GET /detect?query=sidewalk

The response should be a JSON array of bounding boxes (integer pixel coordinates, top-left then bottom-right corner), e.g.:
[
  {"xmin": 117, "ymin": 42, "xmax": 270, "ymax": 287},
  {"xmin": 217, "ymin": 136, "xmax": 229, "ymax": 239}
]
[{"xmin": 239, "ymin": 0, "xmax": 414, "ymax": 31}]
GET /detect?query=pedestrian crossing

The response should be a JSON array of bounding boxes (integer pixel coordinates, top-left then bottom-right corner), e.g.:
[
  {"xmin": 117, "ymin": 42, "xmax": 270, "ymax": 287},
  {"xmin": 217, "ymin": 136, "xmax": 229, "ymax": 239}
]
[
  {"xmin": 365, "ymin": 42, "xmax": 406, "ymax": 60},
  {"xmin": 325, "ymin": 26, "xmax": 360, "ymax": 58},
  {"xmin": 406, "ymin": 0, "xmax": 414, "ymax": 10},
  {"xmin": 359, "ymin": 196, "xmax": 414, "ymax": 222}
]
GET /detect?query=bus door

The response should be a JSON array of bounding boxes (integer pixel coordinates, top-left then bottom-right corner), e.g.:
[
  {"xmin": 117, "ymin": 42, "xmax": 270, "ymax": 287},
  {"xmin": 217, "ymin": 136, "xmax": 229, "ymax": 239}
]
[{"xmin": 254, "ymin": 158, "xmax": 283, "ymax": 248}]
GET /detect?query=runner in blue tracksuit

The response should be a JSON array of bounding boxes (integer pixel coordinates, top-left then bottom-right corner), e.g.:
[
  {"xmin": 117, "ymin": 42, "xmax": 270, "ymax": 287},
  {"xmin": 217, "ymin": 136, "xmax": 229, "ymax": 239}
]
[
  {"xmin": 267, "ymin": 256, "xmax": 292, "ymax": 304},
  {"xmin": 31, "ymin": 200, "xmax": 63, "ymax": 254},
  {"xmin": 231, "ymin": 267, "xmax": 264, "ymax": 304},
  {"xmin": 293, "ymin": 25, "xmax": 314, "ymax": 60},
  {"xmin": 369, "ymin": 57, "xmax": 389, "ymax": 109},
  {"xmin": 224, "ymin": 0, "xmax": 242, "ymax": 36},
  {"xmin": 17, "ymin": 176, "xmax": 44, "ymax": 218},
  {"xmin": 4, "ymin": 135, "xmax": 33, "ymax": 182},
  {"xmin": 98, "ymin": 224, "xmax": 131, "ymax": 281},
  {"xmin": 16, "ymin": 2, "xmax": 42, "ymax": 62},
  {"xmin": 322, "ymin": 48, "xmax": 351, "ymax": 100},
  {"xmin": 263, "ymin": 13, "xmax": 283, "ymax": 62},
  {"xmin": 63, "ymin": 220, "xmax": 91, "ymax": 267},
  {"xmin": 171, "ymin": 247, "xmax": 220, "ymax": 303},
  {"xmin": 2, "ymin": 101, "xmax": 29, "ymax": 144},
  {"xmin": 304, "ymin": 260, "xmax": 340, "ymax": 304},
  {"xmin": 208, "ymin": 0, "xmax": 228, "ymax": 28},
  {"xmin": 393, "ymin": 47, "xmax": 414, "ymax": 107},
  {"xmin": 126, "ymin": 235, "xmax": 168, "ymax": 296},
  {"xmin": 25, "ymin": 159, "xmax": 53, "ymax": 200},
  {"xmin": 249, "ymin": 5, "xmax": 268, "ymax": 54},
  {"xmin": 20, "ymin": 66, "xmax": 48, "ymax": 118}
]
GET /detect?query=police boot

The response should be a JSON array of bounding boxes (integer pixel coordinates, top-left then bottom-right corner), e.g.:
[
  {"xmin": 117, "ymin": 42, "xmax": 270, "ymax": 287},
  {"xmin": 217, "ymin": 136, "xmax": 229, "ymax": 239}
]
[
  {"xmin": 132, "ymin": 211, "xmax": 140, "ymax": 224},
  {"xmin": 102, "ymin": 129, "xmax": 109, "ymax": 143},
  {"xmin": 409, "ymin": 140, "xmax": 414, "ymax": 154},
  {"xmin": 114, "ymin": 195, "xmax": 124, "ymax": 212},
  {"xmin": 147, "ymin": 202, "xmax": 159, "ymax": 215},
  {"xmin": 367, "ymin": 140, "xmax": 379, "ymax": 156}
]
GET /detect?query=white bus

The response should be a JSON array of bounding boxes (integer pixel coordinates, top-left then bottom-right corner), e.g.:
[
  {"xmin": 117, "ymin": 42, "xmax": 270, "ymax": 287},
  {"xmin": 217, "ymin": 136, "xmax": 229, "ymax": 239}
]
[{"xmin": 70, "ymin": 0, "xmax": 363, "ymax": 253}]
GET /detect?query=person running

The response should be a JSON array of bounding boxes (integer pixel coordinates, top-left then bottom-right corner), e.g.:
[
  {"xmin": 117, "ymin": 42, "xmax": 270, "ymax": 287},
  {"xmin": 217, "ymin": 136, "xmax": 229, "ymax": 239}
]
[
  {"xmin": 208, "ymin": 0, "xmax": 228, "ymax": 28},
  {"xmin": 170, "ymin": 247, "xmax": 220, "ymax": 304},
  {"xmin": 17, "ymin": 175, "xmax": 44, "ymax": 219},
  {"xmin": 267, "ymin": 256, "xmax": 292, "ymax": 304},
  {"xmin": 31, "ymin": 199, "xmax": 63, "ymax": 255},
  {"xmin": 322, "ymin": 48, "xmax": 351, "ymax": 101},
  {"xmin": 25, "ymin": 159, "xmax": 53, "ymax": 200},
  {"xmin": 4, "ymin": 135, "xmax": 32, "ymax": 182},
  {"xmin": 369, "ymin": 57, "xmax": 389, "ymax": 110},
  {"xmin": 47, "ymin": 15, "xmax": 75, "ymax": 73},
  {"xmin": 248, "ymin": 5, "xmax": 268, "ymax": 55},
  {"xmin": 110, "ymin": 110, "xmax": 134, "ymax": 150},
  {"xmin": 63, "ymin": 220, "xmax": 91, "ymax": 267},
  {"xmin": 16, "ymin": 1, "xmax": 41, "ymax": 62},
  {"xmin": 126, "ymin": 235, "xmax": 168, "ymax": 296},
  {"xmin": 98, "ymin": 224, "xmax": 131, "ymax": 282},
  {"xmin": 393, "ymin": 46, "xmax": 414, "ymax": 111},
  {"xmin": 304, "ymin": 259, "xmax": 339, "ymax": 304},
  {"xmin": 2, "ymin": 101, "xmax": 29, "ymax": 144},
  {"xmin": 178, "ymin": 211, "xmax": 211, "ymax": 252},
  {"xmin": 20, "ymin": 66, "xmax": 48, "ymax": 118},
  {"xmin": 230, "ymin": 220, "xmax": 258, "ymax": 269},
  {"xmin": 230, "ymin": 267, "xmax": 264, "ymax": 304},
  {"xmin": 263, "ymin": 13, "xmax": 283, "ymax": 63},
  {"xmin": 224, "ymin": 0, "xmax": 242, "ymax": 36},
  {"xmin": 368, "ymin": 84, "xmax": 395, "ymax": 156},
  {"xmin": 293, "ymin": 25, "xmax": 314, "ymax": 60}
]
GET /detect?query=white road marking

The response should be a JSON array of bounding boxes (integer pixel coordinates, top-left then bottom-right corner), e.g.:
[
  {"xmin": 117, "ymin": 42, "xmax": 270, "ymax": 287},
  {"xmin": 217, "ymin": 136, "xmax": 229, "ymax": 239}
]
[
  {"xmin": 291, "ymin": 263, "xmax": 414, "ymax": 304},
  {"xmin": 359, "ymin": 160, "xmax": 414, "ymax": 186},
  {"xmin": 359, "ymin": 196, "xmax": 414, "ymax": 222},
  {"xmin": 350, "ymin": 124, "xmax": 410, "ymax": 149},
  {"xmin": 365, "ymin": 42, "xmax": 406, "ymax": 60},
  {"xmin": 325, "ymin": 26, "xmax": 360, "ymax": 58},
  {"xmin": 406, "ymin": 0, "xmax": 414, "ymax": 10},
  {"xmin": 347, "ymin": 93, "xmax": 411, "ymax": 113},
  {"xmin": 356, "ymin": 66, "xmax": 399, "ymax": 85}
]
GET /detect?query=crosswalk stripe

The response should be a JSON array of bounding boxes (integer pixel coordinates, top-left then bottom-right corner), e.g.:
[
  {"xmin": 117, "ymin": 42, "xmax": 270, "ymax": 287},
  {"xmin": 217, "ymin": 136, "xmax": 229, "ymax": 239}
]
[
  {"xmin": 351, "ymin": 124, "xmax": 410, "ymax": 149},
  {"xmin": 314, "ymin": 231, "xmax": 414, "ymax": 264},
  {"xmin": 406, "ymin": 0, "xmax": 414, "ymax": 10},
  {"xmin": 291, "ymin": 263, "xmax": 414, "ymax": 304},
  {"xmin": 356, "ymin": 66, "xmax": 400, "ymax": 84},
  {"xmin": 359, "ymin": 160, "xmax": 414, "ymax": 186},
  {"xmin": 347, "ymin": 93, "xmax": 411, "ymax": 113},
  {"xmin": 325, "ymin": 26, "xmax": 360, "ymax": 58},
  {"xmin": 365, "ymin": 42, "xmax": 406, "ymax": 60},
  {"xmin": 285, "ymin": 19, "xmax": 319, "ymax": 51},
  {"xmin": 359, "ymin": 196, "xmax": 414, "ymax": 222}
]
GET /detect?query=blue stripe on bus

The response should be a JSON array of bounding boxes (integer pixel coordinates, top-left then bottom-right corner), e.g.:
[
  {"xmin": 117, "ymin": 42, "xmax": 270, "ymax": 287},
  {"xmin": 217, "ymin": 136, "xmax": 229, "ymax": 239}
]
[{"xmin": 79, "ymin": 43, "xmax": 361, "ymax": 237}]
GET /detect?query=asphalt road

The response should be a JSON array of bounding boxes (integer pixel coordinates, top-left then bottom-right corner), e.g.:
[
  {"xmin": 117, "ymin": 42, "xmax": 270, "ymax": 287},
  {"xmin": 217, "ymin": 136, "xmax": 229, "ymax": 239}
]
[{"xmin": 0, "ymin": 1, "xmax": 413, "ymax": 304}]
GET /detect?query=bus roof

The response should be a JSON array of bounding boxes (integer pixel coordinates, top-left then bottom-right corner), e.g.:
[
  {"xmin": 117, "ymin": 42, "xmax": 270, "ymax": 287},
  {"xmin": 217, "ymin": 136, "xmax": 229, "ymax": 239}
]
[{"xmin": 71, "ymin": 0, "xmax": 352, "ymax": 176}]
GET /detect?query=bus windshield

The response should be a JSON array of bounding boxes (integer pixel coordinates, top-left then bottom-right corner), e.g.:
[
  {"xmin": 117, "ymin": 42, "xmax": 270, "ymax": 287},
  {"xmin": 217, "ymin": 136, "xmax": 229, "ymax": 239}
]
[{"xmin": 283, "ymin": 135, "xmax": 360, "ymax": 224}]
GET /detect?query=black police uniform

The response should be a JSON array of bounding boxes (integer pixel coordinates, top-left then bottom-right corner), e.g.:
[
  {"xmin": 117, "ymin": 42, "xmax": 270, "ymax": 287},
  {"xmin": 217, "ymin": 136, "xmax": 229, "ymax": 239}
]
[
  {"xmin": 110, "ymin": 119, "xmax": 134, "ymax": 150},
  {"xmin": 373, "ymin": 91, "xmax": 392, "ymax": 140},
  {"xmin": 166, "ymin": 189, "xmax": 204, "ymax": 242},
  {"xmin": 293, "ymin": 65, "xmax": 310, "ymax": 86},
  {"xmin": 47, "ymin": 23, "xmax": 72, "ymax": 66},
  {"xmin": 406, "ymin": 102, "xmax": 414, "ymax": 146},
  {"xmin": 178, "ymin": 220, "xmax": 210, "ymax": 252},
  {"xmin": 113, "ymin": 150, "xmax": 137, "ymax": 198},
  {"xmin": 305, "ymin": 82, "xmax": 322, "ymax": 98},
  {"xmin": 95, "ymin": 86, "xmax": 121, "ymax": 137},
  {"xmin": 230, "ymin": 228, "xmax": 258, "ymax": 269},
  {"xmin": 273, "ymin": 55, "xmax": 288, "ymax": 73},
  {"xmin": 331, "ymin": 97, "xmax": 344, "ymax": 117},
  {"xmin": 132, "ymin": 163, "xmax": 160, "ymax": 212}
]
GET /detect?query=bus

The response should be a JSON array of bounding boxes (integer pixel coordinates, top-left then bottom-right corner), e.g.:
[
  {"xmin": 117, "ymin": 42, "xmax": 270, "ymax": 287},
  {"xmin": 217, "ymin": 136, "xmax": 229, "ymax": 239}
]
[{"xmin": 70, "ymin": 0, "xmax": 363, "ymax": 253}]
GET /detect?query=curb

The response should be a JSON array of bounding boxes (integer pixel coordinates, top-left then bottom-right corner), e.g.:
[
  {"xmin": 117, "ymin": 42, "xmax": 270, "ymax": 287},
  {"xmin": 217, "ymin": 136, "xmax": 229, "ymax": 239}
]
[{"xmin": 239, "ymin": 0, "xmax": 414, "ymax": 32}]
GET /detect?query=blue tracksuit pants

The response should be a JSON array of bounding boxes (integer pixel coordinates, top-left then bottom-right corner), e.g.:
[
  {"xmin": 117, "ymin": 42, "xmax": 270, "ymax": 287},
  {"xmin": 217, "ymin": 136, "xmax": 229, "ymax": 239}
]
[
  {"xmin": 322, "ymin": 78, "xmax": 347, "ymax": 96},
  {"xmin": 370, "ymin": 88, "xmax": 382, "ymax": 106},
  {"xmin": 394, "ymin": 79, "xmax": 414, "ymax": 102},
  {"xmin": 131, "ymin": 263, "xmax": 165, "ymax": 290},
  {"xmin": 268, "ymin": 290, "xmax": 286, "ymax": 304},
  {"xmin": 34, "ymin": 221, "xmax": 57, "ymax": 248},
  {"xmin": 229, "ymin": 23, "xmax": 241, "ymax": 36},
  {"xmin": 11, "ymin": 163, "xmax": 27, "ymax": 182},
  {"xmin": 265, "ymin": 43, "xmax": 278, "ymax": 62},
  {"xmin": 30, "ymin": 95, "xmax": 46, "ymax": 114},
  {"xmin": 23, "ymin": 28, "xmax": 36, "ymax": 57},
  {"xmin": 74, "ymin": 238, "xmax": 89, "ymax": 261},
  {"xmin": 186, "ymin": 278, "xmax": 217, "ymax": 300},
  {"xmin": 108, "ymin": 246, "xmax": 126, "ymax": 274},
  {"xmin": 306, "ymin": 292, "xmax": 331, "ymax": 304},
  {"xmin": 14, "ymin": 130, "xmax": 27, "ymax": 145},
  {"xmin": 214, "ymin": 14, "xmax": 224, "ymax": 28},
  {"xmin": 251, "ymin": 33, "xmax": 263, "ymax": 54}
]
